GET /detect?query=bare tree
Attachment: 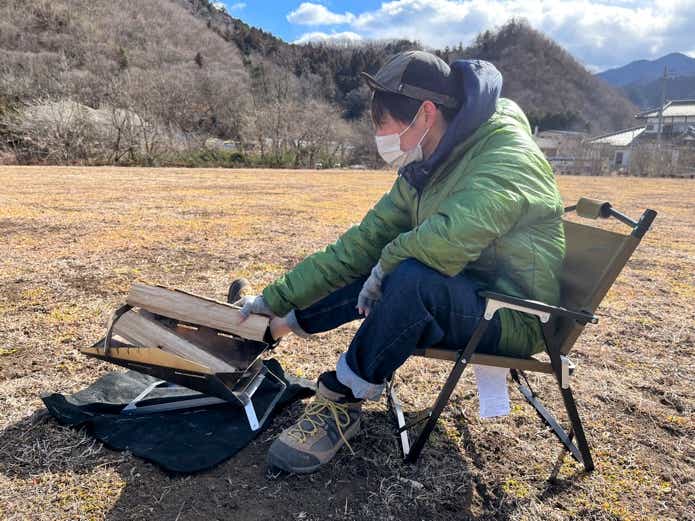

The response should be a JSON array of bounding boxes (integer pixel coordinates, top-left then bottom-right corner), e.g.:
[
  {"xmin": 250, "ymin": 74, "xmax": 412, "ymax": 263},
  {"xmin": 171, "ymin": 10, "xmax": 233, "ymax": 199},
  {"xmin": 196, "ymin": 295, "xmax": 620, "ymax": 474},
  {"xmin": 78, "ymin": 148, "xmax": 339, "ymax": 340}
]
[{"xmin": 4, "ymin": 98, "xmax": 109, "ymax": 163}]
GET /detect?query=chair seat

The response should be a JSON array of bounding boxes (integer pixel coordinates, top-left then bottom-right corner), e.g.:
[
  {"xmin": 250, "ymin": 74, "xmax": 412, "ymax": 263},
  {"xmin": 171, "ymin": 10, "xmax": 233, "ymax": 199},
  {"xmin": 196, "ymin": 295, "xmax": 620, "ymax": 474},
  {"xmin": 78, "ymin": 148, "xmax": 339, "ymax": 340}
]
[{"xmin": 413, "ymin": 348, "xmax": 556, "ymax": 375}]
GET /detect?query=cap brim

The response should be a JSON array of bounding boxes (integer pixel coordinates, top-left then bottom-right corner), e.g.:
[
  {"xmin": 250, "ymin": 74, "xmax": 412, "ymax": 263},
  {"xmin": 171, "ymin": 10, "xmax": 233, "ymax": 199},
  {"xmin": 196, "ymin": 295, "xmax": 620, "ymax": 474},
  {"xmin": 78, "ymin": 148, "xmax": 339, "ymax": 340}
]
[{"xmin": 361, "ymin": 71, "xmax": 460, "ymax": 109}]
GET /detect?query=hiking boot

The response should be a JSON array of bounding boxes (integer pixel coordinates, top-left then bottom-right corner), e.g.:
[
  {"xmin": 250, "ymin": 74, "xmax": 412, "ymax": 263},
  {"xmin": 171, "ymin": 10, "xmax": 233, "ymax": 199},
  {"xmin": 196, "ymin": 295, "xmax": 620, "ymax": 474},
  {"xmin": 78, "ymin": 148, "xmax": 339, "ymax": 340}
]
[
  {"xmin": 227, "ymin": 277, "xmax": 251, "ymax": 304},
  {"xmin": 267, "ymin": 373, "xmax": 362, "ymax": 474}
]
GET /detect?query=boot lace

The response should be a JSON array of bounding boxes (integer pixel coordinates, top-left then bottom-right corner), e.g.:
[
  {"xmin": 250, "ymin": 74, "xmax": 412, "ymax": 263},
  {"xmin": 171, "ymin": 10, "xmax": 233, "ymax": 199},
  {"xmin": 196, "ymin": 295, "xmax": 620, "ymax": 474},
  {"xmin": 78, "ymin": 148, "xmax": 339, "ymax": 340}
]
[{"xmin": 286, "ymin": 394, "xmax": 356, "ymax": 455}]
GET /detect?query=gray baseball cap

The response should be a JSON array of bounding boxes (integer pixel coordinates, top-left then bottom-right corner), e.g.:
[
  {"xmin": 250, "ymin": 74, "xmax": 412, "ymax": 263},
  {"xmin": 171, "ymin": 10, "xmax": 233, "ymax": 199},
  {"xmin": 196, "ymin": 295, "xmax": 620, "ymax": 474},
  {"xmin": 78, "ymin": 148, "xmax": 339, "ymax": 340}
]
[{"xmin": 360, "ymin": 50, "xmax": 459, "ymax": 109}]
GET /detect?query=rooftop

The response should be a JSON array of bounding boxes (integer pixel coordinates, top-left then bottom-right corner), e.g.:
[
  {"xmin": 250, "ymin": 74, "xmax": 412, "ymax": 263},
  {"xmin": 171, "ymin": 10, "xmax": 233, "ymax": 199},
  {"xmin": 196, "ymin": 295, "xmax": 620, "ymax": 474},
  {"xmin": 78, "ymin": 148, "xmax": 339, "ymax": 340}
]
[
  {"xmin": 636, "ymin": 100, "xmax": 695, "ymax": 119},
  {"xmin": 536, "ymin": 129, "xmax": 588, "ymax": 137},
  {"xmin": 588, "ymin": 126, "xmax": 646, "ymax": 147}
]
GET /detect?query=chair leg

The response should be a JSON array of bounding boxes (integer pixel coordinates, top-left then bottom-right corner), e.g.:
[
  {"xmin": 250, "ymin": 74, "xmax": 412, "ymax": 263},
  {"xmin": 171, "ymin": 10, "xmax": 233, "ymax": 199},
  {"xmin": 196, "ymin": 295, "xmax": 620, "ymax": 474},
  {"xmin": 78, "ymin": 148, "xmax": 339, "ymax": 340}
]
[
  {"xmin": 405, "ymin": 349, "xmax": 471, "ymax": 463},
  {"xmin": 559, "ymin": 385, "xmax": 594, "ymax": 471},
  {"xmin": 405, "ymin": 319, "xmax": 490, "ymax": 464},
  {"xmin": 540, "ymin": 321, "xmax": 594, "ymax": 472},
  {"xmin": 513, "ymin": 374, "xmax": 584, "ymax": 464},
  {"xmin": 512, "ymin": 366, "xmax": 595, "ymax": 472},
  {"xmin": 549, "ymin": 428, "xmax": 573, "ymax": 481}
]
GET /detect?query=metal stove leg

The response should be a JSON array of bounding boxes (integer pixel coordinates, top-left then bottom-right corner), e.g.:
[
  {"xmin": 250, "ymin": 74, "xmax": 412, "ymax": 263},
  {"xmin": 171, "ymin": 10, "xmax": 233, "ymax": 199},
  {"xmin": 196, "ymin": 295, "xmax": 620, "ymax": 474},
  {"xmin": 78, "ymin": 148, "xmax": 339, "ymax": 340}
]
[
  {"xmin": 244, "ymin": 400, "xmax": 260, "ymax": 430},
  {"xmin": 237, "ymin": 364, "xmax": 287, "ymax": 431},
  {"xmin": 121, "ymin": 380, "xmax": 226, "ymax": 415},
  {"xmin": 121, "ymin": 380, "xmax": 167, "ymax": 413}
]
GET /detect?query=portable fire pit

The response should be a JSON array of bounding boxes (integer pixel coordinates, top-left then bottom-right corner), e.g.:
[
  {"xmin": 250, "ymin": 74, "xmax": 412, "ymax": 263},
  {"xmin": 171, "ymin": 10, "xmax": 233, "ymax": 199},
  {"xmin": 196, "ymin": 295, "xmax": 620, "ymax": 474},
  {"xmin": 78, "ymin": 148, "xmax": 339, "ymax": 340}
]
[{"xmin": 80, "ymin": 283, "xmax": 284, "ymax": 430}]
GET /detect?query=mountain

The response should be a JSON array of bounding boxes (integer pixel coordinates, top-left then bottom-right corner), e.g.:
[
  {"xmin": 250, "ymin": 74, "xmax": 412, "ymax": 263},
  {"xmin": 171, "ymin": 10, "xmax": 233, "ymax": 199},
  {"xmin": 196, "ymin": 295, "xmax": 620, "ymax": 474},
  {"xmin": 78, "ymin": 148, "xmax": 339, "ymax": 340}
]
[
  {"xmin": 437, "ymin": 21, "xmax": 637, "ymax": 132},
  {"xmin": 622, "ymin": 76, "xmax": 695, "ymax": 110},
  {"xmin": 596, "ymin": 53, "xmax": 695, "ymax": 109},
  {"xmin": 598, "ymin": 53, "xmax": 695, "ymax": 87}
]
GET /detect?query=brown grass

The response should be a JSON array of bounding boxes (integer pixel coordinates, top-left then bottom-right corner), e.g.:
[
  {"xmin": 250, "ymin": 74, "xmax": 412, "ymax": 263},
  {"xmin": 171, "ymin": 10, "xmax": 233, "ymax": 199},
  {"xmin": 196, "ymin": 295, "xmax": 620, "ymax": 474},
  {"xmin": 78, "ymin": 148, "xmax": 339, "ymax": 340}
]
[{"xmin": 0, "ymin": 166, "xmax": 693, "ymax": 521}]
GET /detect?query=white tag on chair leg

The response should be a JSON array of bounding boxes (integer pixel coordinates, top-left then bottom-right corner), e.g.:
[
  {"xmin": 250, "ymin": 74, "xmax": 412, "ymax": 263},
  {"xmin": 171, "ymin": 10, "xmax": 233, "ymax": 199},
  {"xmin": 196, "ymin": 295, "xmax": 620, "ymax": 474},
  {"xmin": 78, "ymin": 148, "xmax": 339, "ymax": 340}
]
[{"xmin": 473, "ymin": 364, "xmax": 510, "ymax": 418}]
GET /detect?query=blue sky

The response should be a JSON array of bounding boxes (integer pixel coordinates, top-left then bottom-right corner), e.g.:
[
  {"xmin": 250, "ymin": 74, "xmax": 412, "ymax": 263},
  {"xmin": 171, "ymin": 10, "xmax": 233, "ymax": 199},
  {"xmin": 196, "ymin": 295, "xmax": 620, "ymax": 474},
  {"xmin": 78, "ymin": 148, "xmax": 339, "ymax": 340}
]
[{"xmin": 220, "ymin": 1, "xmax": 695, "ymax": 72}]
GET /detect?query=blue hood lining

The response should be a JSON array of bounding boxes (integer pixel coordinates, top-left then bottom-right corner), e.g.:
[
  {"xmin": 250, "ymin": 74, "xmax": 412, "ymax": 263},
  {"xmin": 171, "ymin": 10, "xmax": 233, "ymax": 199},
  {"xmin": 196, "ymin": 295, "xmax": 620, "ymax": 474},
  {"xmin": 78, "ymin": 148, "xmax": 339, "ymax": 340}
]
[{"xmin": 398, "ymin": 59, "xmax": 503, "ymax": 193}]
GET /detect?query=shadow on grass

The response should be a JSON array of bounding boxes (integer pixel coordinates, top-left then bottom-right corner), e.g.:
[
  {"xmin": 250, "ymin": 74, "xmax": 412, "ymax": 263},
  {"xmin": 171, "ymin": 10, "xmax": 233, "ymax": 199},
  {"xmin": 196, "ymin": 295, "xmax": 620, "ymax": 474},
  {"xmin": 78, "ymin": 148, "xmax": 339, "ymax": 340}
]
[{"xmin": 0, "ymin": 401, "xmax": 529, "ymax": 521}]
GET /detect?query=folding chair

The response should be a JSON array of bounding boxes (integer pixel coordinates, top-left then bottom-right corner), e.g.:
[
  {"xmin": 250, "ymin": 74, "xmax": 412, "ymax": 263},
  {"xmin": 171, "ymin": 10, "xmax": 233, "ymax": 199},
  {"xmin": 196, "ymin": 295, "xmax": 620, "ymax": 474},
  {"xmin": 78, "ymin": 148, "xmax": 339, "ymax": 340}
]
[{"xmin": 387, "ymin": 197, "xmax": 657, "ymax": 472}]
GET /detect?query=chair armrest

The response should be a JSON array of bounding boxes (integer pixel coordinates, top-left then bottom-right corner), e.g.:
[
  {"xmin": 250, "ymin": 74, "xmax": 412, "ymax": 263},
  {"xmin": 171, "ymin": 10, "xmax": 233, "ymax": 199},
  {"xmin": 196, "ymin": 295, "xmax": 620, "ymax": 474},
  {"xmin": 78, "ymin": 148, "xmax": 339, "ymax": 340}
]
[{"xmin": 479, "ymin": 291, "xmax": 598, "ymax": 325}]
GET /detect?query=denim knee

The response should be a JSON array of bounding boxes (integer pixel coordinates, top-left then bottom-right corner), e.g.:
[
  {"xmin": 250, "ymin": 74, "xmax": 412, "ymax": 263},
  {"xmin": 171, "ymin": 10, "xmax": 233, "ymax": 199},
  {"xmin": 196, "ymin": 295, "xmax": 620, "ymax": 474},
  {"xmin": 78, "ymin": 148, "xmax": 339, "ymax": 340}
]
[{"xmin": 382, "ymin": 258, "xmax": 445, "ymax": 295}]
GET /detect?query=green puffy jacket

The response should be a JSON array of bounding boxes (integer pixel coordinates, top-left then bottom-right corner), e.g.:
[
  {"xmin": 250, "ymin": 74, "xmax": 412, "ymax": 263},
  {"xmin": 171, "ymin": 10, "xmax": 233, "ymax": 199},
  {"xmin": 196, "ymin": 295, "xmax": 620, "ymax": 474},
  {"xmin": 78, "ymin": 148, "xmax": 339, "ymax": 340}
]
[{"xmin": 262, "ymin": 97, "xmax": 565, "ymax": 357}]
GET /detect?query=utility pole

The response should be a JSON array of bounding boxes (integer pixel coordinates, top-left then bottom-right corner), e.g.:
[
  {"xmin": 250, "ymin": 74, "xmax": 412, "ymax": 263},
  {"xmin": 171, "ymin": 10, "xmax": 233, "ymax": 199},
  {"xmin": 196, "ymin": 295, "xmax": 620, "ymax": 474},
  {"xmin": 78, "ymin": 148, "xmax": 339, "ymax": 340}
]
[{"xmin": 657, "ymin": 65, "xmax": 667, "ymax": 147}]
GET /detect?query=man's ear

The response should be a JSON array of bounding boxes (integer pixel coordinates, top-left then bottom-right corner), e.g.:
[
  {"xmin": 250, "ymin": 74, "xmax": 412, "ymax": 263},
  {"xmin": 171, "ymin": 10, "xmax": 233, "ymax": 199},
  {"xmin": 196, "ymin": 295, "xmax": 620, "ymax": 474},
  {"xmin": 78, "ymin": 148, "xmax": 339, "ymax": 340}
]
[{"xmin": 422, "ymin": 100, "xmax": 438, "ymax": 125}]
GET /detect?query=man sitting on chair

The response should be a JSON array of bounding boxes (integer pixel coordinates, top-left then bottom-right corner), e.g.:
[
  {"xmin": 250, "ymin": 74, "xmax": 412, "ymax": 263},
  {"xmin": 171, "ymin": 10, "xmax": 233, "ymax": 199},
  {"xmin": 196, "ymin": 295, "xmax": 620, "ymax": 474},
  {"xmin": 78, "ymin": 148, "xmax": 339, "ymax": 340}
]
[{"xmin": 236, "ymin": 50, "xmax": 565, "ymax": 475}]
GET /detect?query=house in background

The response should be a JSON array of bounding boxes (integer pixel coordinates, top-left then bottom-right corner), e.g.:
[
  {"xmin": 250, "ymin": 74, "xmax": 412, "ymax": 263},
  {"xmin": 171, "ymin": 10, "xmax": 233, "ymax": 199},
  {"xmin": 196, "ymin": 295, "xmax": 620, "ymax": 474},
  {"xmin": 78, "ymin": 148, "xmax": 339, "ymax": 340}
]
[
  {"xmin": 635, "ymin": 100, "xmax": 695, "ymax": 142},
  {"xmin": 581, "ymin": 99, "xmax": 695, "ymax": 177},
  {"xmin": 587, "ymin": 126, "xmax": 646, "ymax": 171},
  {"xmin": 533, "ymin": 129, "xmax": 588, "ymax": 173}
]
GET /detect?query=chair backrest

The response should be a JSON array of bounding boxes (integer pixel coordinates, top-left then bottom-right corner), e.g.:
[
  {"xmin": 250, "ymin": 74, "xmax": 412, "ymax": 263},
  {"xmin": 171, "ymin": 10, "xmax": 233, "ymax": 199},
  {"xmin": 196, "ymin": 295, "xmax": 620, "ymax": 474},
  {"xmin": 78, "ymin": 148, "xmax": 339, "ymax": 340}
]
[{"xmin": 551, "ymin": 200, "xmax": 656, "ymax": 354}]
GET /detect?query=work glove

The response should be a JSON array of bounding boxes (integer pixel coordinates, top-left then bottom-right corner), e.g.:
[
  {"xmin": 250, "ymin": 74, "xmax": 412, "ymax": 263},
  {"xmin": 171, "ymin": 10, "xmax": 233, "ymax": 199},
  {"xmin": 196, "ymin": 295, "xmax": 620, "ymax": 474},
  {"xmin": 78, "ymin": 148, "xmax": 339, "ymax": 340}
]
[
  {"xmin": 356, "ymin": 261, "xmax": 385, "ymax": 317},
  {"xmin": 234, "ymin": 295, "xmax": 276, "ymax": 321}
]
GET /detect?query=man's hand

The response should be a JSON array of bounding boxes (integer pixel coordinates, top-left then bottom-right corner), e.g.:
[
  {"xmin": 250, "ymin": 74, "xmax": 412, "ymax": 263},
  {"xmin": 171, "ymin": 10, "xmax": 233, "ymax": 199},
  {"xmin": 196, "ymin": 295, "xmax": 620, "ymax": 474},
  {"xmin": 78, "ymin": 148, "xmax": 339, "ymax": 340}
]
[
  {"xmin": 356, "ymin": 262, "xmax": 385, "ymax": 317},
  {"xmin": 234, "ymin": 295, "xmax": 276, "ymax": 322}
]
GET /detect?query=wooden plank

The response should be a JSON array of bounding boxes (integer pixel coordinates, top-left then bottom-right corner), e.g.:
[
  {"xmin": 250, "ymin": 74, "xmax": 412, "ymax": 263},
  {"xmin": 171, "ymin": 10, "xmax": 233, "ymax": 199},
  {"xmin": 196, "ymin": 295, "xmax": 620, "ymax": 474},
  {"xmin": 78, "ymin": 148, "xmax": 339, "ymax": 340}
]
[
  {"xmin": 127, "ymin": 283, "xmax": 269, "ymax": 342},
  {"xmin": 112, "ymin": 309, "xmax": 235, "ymax": 373},
  {"xmin": 80, "ymin": 344, "xmax": 212, "ymax": 374},
  {"xmin": 471, "ymin": 353, "xmax": 553, "ymax": 374},
  {"xmin": 172, "ymin": 324, "xmax": 266, "ymax": 370}
]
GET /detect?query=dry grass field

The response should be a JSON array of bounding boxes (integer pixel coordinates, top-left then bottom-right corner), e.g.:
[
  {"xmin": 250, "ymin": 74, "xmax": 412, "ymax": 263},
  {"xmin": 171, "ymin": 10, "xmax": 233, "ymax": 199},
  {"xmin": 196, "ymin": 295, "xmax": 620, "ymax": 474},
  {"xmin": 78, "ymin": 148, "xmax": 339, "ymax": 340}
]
[{"xmin": 0, "ymin": 166, "xmax": 693, "ymax": 521}]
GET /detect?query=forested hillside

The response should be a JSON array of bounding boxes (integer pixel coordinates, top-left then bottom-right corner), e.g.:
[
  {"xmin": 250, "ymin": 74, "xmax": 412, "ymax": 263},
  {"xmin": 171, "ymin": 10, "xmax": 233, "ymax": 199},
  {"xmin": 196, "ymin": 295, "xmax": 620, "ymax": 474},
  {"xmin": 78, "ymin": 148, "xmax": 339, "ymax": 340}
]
[
  {"xmin": 0, "ymin": 0, "xmax": 252, "ymax": 161},
  {"xmin": 186, "ymin": 2, "xmax": 636, "ymax": 132},
  {"xmin": 1, "ymin": 0, "xmax": 637, "ymax": 167}
]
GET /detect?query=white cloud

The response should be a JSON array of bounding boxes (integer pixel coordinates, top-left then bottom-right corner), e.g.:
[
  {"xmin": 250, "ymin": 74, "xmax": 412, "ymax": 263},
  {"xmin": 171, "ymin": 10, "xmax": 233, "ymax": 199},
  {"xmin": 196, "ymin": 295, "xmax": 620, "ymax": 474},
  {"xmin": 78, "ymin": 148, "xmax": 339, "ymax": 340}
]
[
  {"xmin": 228, "ymin": 2, "xmax": 246, "ymax": 10},
  {"xmin": 286, "ymin": 1, "xmax": 695, "ymax": 70},
  {"xmin": 293, "ymin": 31, "xmax": 364, "ymax": 44},
  {"xmin": 287, "ymin": 3, "xmax": 355, "ymax": 25}
]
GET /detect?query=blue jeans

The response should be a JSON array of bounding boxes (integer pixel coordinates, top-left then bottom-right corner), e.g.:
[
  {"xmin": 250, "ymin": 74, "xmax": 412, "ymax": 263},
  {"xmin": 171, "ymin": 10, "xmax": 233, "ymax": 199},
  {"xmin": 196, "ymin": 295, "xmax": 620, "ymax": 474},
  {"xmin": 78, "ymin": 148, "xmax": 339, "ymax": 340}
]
[{"xmin": 293, "ymin": 259, "xmax": 501, "ymax": 400}]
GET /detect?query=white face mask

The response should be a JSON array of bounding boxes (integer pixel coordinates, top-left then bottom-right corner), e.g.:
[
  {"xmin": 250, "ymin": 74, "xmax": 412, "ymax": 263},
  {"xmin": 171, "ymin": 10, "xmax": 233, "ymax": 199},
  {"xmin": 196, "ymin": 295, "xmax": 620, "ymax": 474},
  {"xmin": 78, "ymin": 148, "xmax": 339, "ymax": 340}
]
[{"xmin": 374, "ymin": 105, "xmax": 430, "ymax": 169}]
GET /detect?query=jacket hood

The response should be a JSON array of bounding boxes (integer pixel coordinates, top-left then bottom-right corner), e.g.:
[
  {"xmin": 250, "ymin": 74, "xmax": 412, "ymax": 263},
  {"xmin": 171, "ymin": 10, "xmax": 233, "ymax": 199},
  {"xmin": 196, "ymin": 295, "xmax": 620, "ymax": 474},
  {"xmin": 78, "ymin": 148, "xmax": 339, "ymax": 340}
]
[{"xmin": 398, "ymin": 59, "xmax": 503, "ymax": 192}]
